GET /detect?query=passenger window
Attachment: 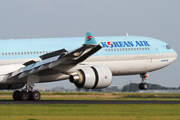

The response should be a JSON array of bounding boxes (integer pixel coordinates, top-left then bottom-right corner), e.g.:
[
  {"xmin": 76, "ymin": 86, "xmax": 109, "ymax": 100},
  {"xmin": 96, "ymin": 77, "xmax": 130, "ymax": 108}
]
[{"xmin": 2, "ymin": 53, "xmax": 4, "ymax": 56}]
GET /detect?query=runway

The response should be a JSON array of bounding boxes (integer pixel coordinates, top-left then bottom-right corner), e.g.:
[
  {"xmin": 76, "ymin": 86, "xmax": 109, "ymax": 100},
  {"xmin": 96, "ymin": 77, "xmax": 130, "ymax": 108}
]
[{"xmin": 1, "ymin": 100, "xmax": 180, "ymax": 104}]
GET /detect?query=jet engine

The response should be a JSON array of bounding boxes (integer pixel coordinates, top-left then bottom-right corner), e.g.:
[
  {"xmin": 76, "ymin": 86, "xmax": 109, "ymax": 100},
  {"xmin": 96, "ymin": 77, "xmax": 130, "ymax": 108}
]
[{"xmin": 69, "ymin": 65, "xmax": 112, "ymax": 89}]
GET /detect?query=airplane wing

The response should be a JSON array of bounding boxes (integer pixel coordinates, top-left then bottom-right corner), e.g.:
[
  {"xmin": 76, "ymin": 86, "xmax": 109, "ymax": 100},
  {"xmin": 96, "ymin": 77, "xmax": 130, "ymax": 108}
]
[{"xmin": 8, "ymin": 32, "xmax": 102, "ymax": 80}]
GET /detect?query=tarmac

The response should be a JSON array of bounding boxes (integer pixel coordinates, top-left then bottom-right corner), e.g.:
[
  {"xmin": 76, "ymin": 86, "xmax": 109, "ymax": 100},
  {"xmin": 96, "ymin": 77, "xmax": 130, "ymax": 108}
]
[{"xmin": 1, "ymin": 100, "xmax": 180, "ymax": 104}]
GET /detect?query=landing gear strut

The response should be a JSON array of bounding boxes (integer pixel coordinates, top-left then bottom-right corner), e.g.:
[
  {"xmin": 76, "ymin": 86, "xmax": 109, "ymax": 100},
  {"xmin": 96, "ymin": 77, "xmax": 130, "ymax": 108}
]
[
  {"xmin": 12, "ymin": 85, "xmax": 41, "ymax": 101},
  {"xmin": 139, "ymin": 73, "xmax": 149, "ymax": 90}
]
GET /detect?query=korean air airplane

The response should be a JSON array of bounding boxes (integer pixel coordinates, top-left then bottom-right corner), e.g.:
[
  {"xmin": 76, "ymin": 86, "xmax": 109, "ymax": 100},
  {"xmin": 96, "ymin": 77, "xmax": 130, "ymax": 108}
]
[{"xmin": 0, "ymin": 32, "xmax": 177, "ymax": 101}]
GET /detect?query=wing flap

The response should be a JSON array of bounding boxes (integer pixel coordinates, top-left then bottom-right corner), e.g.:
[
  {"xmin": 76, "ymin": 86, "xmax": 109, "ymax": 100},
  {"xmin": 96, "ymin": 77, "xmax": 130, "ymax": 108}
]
[
  {"xmin": 40, "ymin": 49, "xmax": 67, "ymax": 60},
  {"xmin": 37, "ymin": 64, "xmax": 49, "ymax": 71},
  {"xmin": 8, "ymin": 68, "xmax": 23, "ymax": 79},
  {"xmin": 22, "ymin": 55, "xmax": 61, "ymax": 72}
]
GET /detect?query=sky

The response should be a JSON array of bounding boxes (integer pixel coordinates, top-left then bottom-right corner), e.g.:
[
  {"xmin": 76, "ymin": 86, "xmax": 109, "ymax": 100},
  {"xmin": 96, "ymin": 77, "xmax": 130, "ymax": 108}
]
[{"xmin": 0, "ymin": 0, "xmax": 179, "ymax": 89}]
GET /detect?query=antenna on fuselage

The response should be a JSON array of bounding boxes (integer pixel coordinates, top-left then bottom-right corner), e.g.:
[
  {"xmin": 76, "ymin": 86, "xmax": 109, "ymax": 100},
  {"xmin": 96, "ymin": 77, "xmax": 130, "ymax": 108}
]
[{"xmin": 126, "ymin": 33, "xmax": 129, "ymax": 36}]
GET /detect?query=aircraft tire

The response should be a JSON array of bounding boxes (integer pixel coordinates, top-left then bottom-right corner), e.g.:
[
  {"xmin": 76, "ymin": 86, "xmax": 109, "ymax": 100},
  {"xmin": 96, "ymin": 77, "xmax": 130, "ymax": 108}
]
[
  {"xmin": 139, "ymin": 83, "xmax": 144, "ymax": 90},
  {"xmin": 13, "ymin": 90, "xmax": 20, "ymax": 100},
  {"xmin": 20, "ymin": 91, "xmax": 29, "ymax": 101},
  {"xmin": 143, "ymin": 83, "xmax": 149, "ymax": 90},
  {"xmin": 32, "ymin": 91, "xmax": 41, "ymax": 101},
  {"xmin": 28, "ymin": 91, "xmax": 33, "ymax": 100}
]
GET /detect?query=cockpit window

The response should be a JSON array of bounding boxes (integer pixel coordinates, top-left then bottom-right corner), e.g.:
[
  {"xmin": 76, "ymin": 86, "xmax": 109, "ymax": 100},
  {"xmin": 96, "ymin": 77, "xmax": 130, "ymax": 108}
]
[{"xmin": 166, "ymin": 45, "xmax": 171, "ymax": 49}]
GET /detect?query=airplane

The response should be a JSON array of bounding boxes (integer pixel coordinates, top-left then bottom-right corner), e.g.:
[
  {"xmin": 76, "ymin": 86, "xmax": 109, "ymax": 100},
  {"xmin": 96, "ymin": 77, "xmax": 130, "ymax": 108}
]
[{"xmin": 0, "ymin": 32, "xmax": 177, "ymax": 101}]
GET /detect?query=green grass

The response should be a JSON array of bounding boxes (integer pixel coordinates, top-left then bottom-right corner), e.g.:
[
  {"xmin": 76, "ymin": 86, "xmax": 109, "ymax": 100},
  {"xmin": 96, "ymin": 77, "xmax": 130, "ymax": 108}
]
[
  {"xmin": 1, "ymin": 91, "xmax": 180, "ymax": 96},
  {"xmin": 40, "ymin": 92, "xmax": 104, "ymax": 95},
  {"xmin": 0, "ymin": 91, "xmax": 104, "ymax": 95},
  {"xmin": 0, "ymin": 104, "xmax": 180, "ymax": 120},
  {"xmin": 1, "ymin": 92, "xmax": 180, "ymax": 119},
  {"xmin": 1, "ymin": 92, "xmax": 180, "ymax": 100},
  {"xmin": 1, "ymin": 97, "xmax": 180, "ymax": 101}
]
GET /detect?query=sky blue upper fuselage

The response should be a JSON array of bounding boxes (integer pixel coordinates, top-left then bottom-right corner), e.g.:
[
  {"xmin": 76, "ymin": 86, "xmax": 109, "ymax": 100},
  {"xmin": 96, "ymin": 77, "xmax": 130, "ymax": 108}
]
[{"xmin": 0, "ymin": 36, "xmax": 176, "ymax": 60}]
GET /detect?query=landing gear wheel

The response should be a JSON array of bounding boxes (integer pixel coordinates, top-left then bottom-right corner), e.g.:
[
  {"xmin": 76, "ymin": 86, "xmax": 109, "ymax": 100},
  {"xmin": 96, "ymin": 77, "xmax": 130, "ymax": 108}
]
[
  {"xmin": 28, "ymin": 91, "xmax": 33, "ymax": 100},
  {"xmin": 143, "ymin": 83, "xmax": 149, "ymax": 90},
  {"xmin": 13, "ymin": 90, "xmax": 20, "ymax": 100},
  {"xmin": 139, "ymin": 83, "xmax": 144, "ymax": 90},
  {"xmin": 20, "ymin": 91, "xmax": 29, "ymax": 101},
  {"xmin": 139, "ymin": 83, "xmax": 149, "ymax": 90},
  {"xmin": 32, "ymin": 91, "xmax": 41, "ymax": 101}
]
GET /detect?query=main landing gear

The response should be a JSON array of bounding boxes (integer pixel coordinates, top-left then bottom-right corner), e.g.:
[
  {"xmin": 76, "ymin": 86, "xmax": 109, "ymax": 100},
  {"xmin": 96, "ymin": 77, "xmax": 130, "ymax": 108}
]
[
  {"xmin": 139, "ymin": 73, "xmax": 149, "ymax": 90},
  {"xmin": 12, "ymin": 85, "xmax": 41, "ymax": 101}
]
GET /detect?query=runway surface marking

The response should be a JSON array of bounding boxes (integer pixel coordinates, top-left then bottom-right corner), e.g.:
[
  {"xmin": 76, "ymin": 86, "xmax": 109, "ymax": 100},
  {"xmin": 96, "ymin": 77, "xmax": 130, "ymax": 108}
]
[{"xmin": 1, "ymin": 100, "xmax": 180, "ymax": 104}]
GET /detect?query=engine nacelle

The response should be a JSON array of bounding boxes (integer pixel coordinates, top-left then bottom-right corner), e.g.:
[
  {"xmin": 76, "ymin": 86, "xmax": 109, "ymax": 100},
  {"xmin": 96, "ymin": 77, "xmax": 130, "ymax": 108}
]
[{"xmin": 69, "ymin": 65, "xmax": 112, "ymax": 89}]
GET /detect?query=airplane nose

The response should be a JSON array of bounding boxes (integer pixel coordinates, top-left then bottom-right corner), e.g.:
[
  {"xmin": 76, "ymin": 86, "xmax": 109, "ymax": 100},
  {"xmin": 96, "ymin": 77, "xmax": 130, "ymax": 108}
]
[
  {"xmin": 168, "ymin": 52, "xmax": 178, "ymax": 64},
  {"xmin": 170, "ymin": 51, "xmax": 178, "ymax": 63},
  {"xmin": 175, "ymin": 51, "xmax": 178, "ymax": 60},
  {"xmin": 175, "ymin": 51, "xmax": 178, "ymax": 59}
]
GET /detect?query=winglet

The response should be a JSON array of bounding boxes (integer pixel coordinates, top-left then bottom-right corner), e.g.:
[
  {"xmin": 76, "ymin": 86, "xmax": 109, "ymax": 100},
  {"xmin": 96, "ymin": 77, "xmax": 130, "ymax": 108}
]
[{"xmin": 84, "ymin": 32, "xmax": 97, "ymax": 44}]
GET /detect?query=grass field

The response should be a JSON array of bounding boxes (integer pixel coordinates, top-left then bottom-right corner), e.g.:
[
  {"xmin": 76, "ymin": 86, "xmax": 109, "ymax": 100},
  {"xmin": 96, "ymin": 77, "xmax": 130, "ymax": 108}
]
[
  {"xmin": 0, "ymin": 104, "xmax": 180, "ymax": 120},
  {"xmin": 1, "ymin": 92, "xmax": 180, "ymax": 101},
  {"xmin": 0, "ymin": 92, "xmax": 180, "ymax": 120}
]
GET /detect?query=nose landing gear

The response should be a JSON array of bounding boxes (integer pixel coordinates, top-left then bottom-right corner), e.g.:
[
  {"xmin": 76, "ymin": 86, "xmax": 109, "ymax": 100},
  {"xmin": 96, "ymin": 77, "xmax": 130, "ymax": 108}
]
[{"xmin": 139, "ymin": 73, "xmax": 149, "ymax": 90}]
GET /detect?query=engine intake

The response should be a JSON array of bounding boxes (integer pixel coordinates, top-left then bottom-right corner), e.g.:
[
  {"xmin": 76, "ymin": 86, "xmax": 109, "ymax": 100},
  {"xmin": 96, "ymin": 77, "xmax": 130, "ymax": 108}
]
[{"xmin": 69, "ymin": 65, "xmax": 112, "ymax": 89}]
